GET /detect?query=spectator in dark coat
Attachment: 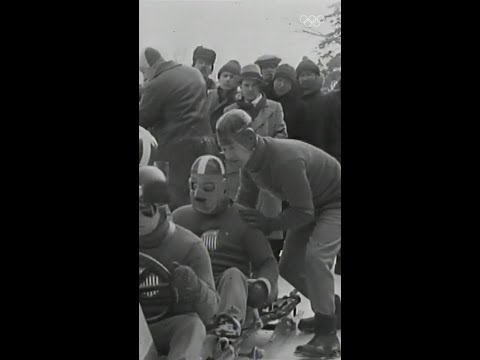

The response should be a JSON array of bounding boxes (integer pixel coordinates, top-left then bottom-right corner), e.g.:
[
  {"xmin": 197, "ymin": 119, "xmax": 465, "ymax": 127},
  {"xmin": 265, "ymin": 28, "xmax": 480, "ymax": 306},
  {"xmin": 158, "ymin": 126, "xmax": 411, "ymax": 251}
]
[
  {"xmin": 254, "ymin": 54, "xmax": 282, "ymax": 99},
  {"xmin": 193, "ymin": 46, "xmax": 217, "ymax": 92},
  {"xmin": 139, "ymin": 47, "xmax": 217, "ymax": 211},
  {"xmin": 270, "ymin": 64, "xmax": 309, "ymax": 142},
  {"xmin": 296, "ymin": 58, "xmax": 341, "ymax": 163},
  {"xmin": 206, "ymin": 60, "xmax": 241, "ymax": 133}
]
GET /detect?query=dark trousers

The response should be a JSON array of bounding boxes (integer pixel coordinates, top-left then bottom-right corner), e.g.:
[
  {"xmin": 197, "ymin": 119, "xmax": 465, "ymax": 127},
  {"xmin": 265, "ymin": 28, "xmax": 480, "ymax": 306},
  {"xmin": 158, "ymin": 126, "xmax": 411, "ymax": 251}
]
[{"xmin": 154, "ymin": 136, "xmax": 218, "ymax": 211}]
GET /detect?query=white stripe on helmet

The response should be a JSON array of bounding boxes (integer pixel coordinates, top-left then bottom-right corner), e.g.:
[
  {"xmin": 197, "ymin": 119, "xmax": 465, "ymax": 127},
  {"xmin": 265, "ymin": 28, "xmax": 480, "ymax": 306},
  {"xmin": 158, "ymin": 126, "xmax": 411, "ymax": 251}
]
[{"xmin": 196, "ymin": 155, "xmax": 225, "ymax": 175}]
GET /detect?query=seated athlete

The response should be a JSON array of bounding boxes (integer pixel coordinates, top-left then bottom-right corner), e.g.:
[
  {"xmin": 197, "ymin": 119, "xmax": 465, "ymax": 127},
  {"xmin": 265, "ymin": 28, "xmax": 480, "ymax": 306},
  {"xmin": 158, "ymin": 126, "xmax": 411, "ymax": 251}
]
[
  {"xmin": 139, "ymin": 166, "xmax": 219, "ymax": 360},
  {"xmin": 173, "ymin": 155, "xmax": 279, "ymax": 338}
]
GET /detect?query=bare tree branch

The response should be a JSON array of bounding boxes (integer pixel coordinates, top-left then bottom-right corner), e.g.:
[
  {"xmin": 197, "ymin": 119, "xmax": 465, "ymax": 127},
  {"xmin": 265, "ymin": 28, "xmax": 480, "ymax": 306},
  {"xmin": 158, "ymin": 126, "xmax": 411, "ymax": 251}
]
[{"xmin": 295, "ymin": 29, "xmax": 325, "ymax": 37}]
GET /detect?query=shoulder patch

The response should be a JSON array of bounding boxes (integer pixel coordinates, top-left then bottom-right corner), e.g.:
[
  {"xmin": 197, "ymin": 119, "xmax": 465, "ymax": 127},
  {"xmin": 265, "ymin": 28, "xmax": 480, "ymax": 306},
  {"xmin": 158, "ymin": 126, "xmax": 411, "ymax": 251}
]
[{"xmin": 201, "ymin": 229, "xmax": 219, "ymax": 251}]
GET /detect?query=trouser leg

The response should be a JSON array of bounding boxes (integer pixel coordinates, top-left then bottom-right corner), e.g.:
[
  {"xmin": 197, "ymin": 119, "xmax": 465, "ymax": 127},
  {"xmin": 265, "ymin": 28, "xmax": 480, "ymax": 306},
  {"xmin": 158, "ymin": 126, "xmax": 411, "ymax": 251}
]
[
  {"xmin": 216, "ymin": 267, "xmax": 249, "ymax": 324},
  {"xmin": 148, "ymin": 313, "xmax": 206, "ymax": 360},
  {"xmin": 279, "ymin": 208, "xmax": 341, "ymax": 316}
]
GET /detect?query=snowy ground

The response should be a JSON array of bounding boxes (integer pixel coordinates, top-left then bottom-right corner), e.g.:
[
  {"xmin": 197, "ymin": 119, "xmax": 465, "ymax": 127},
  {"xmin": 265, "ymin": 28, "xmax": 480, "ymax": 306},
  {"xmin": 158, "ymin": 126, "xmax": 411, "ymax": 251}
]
[
  {"xmin": 140, "ymin": 274, "xmax": 341, "ymax": 360},
  {"xmin": 238, "ymin": 275, "xmax": 341, "ymax": 360}
]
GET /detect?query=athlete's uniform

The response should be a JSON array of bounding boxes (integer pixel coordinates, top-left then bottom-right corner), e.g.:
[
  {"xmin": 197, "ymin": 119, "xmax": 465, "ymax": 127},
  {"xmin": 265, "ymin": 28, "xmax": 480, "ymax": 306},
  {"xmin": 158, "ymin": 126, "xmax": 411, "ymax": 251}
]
[
  {"xmin": 139, "ymin": 166, "xmax": 219, "ymax": 360},
  {"xmin": 173, "ymin": 155, "xmax": 278, "ymax": 333}
]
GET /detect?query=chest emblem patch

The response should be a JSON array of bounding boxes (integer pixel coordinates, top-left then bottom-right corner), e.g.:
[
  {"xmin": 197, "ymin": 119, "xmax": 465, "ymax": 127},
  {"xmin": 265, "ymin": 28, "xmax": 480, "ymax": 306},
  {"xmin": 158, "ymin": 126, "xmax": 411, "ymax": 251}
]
[{"xmin": 201, "ymin": 229, "xmax": 219, "ymax": 251}]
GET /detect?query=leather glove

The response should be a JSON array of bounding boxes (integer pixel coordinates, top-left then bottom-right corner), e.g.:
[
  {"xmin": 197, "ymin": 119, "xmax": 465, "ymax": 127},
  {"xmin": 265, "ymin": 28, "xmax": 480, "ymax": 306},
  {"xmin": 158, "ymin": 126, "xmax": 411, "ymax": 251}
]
[
  {"xmin": 239, "ymin": 209, "xmax": 272, "ymax": 235},
  {"xmin": 171, "ymin": 262, "xmax": 201, "ymax": 304},
  {"xmin": 247, "ymin": 280, "xmax": 269, "ymax": 309}
]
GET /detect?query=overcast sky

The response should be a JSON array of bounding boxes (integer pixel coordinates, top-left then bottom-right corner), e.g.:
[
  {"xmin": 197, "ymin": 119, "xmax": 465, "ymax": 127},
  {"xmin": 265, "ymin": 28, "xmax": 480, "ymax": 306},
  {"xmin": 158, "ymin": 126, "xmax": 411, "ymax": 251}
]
[{"xmin": 139, "ymin": 0, "xmax": 338, "ymax": 82}]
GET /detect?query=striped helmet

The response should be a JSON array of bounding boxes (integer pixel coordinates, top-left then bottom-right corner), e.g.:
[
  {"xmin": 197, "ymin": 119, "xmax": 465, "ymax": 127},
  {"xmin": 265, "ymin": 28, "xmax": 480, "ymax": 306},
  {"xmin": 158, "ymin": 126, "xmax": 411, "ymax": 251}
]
[
  {"xmin": 189, "ymin": 155, "xmax": 227, "ymax": 215},
  {"xmin": 191, "ymin": 155, "xmax": 225, "ymax": 176}
]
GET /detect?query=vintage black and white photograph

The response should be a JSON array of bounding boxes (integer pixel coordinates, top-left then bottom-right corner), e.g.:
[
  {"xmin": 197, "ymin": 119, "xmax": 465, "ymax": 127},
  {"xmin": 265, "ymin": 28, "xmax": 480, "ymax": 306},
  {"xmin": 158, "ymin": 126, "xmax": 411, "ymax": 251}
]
[{"xmin": 139, "ymin": 1, "xmax": 341, "ymax": 359}]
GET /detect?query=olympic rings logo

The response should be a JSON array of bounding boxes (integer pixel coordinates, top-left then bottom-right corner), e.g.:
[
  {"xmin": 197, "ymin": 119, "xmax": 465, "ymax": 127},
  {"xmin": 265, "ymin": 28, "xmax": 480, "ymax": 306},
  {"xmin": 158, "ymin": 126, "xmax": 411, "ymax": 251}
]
[{"xmin": 299, "ymin": 15, "xmax": 326, "ymax": 28}]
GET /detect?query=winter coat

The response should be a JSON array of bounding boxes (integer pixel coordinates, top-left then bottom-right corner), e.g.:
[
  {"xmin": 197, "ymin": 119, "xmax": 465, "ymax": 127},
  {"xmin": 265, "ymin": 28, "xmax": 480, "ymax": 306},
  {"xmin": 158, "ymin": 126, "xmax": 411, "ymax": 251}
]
[
  {"xmin": 139, "ymin": 60, "xmax": 213, "ymax": 147},
  {"xmin": 261, "ymin": 81, "xmax": 276, "ymax": 100},
  {"xmin": 270, "ymin": 89, "xmax": 309, "ymax": 142},
  {"xmin": 206, "ymin": 87, "xmax": 239, "ymax": 133},
  {"xmin": 224, "ymin": 95, "xmax": 287, "ymax": 240},
  {"xmin": 206, "ymin": 77, "xmax": 217, "ymax": 92},
  {"xmin": 302, "ymin": 88, "xmax": 341, "ymax": 163}
]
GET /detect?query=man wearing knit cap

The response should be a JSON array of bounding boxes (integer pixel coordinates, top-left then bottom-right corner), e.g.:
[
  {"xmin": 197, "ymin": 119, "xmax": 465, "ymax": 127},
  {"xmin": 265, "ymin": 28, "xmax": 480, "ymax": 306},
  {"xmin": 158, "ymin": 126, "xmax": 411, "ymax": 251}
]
[
  {"xmin": 271, "ymin": 63, "xmax": 308, "ymax": 142},
  {"xmin": 139, "ymin": 47, "xmax": 217, "ymax": 211},
  {"xmin": 215, "ymin": 110, "xmax": 341, "ymax": 358},
  {"xmin": 254, "ymin": 54, "xmax": 282, "ymax": 99},
  {"xmin": 193, "ymin": 45, "xmax": 217, "ymax": 92},
  {"xmin": 206, "ymin": 59, "xmax": 241, "ymax": 133},
  {"xmin": 296, "ymin": 57, "xmax": 341, "ymax": 163}
]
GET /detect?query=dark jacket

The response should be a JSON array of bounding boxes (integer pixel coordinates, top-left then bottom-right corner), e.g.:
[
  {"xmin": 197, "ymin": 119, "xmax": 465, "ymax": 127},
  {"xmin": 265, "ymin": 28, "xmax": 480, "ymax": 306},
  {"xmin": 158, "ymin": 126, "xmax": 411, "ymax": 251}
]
[
  {"xmin": 206, "ymin": 87, "xmax": 239, "ymax": 133},
  {"xmin": 139, "ymin": 61, "xmax": 213, "ymax": 147},
  {"xmin": 206, "ymin": 77, "xmax": 217, "ymax": 92},
  {"xmin": 139, "ymin": 223, "xmax": 219, "ymax": 325},
  {"xmin": 261, "ymin": 81, "xmax": 275, "ymax": 100},
  {"xmin": 302, "ymin": 88, "xmax": 341, "ymax": 162},
  {"xmin": 270, "ymin": 89, "xmax": 309, "ymax": 142}
]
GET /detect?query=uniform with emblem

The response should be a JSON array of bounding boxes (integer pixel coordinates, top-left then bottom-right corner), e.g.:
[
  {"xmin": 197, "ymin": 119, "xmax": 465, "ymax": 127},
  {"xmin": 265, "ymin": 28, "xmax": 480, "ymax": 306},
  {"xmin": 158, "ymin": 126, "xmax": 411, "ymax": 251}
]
[
  {"xmin": 139, "ymin": 166, "xmax": 219, "ymax": 360},
  {"xmin": 172, "ymin": 155, "xmax": 278, "ymax": 334}
]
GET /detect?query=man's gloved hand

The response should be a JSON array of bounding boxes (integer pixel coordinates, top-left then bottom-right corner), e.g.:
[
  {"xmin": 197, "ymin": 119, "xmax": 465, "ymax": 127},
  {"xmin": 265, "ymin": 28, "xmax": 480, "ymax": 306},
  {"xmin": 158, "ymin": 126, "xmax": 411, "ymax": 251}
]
[
  {"xmin": 247, "ymin": 280, "xmax": 269, "ymax": 309},
  {"xmin": 171, "ymin": 262, "xmax": 201, "ymax": 304},
  {"xmin": 239, "ymin": 209, "xmax": 272, "ymax": 235}
]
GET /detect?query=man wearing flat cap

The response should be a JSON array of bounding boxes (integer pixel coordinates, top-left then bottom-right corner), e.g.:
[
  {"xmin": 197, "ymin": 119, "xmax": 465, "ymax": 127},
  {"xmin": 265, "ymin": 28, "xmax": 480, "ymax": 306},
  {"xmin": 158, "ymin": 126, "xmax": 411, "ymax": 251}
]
[{"xmin": 254, "ymin": 54, "xmax": 282, "ymax": 99}]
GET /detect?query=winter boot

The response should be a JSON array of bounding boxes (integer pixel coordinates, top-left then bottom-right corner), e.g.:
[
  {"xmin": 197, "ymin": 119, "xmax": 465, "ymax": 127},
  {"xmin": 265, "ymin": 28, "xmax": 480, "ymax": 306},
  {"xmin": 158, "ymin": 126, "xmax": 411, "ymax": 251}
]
[
  {"xmin": 295, "ymin": 313, "xmax": 341, "ymax": 358},
  {"xmin": 214, "ymin": 313, "xmax": 242, "ymax": 339},
  {"xmin": 298, "ymin": 295, "xmax": 341, "ymax": 332}
]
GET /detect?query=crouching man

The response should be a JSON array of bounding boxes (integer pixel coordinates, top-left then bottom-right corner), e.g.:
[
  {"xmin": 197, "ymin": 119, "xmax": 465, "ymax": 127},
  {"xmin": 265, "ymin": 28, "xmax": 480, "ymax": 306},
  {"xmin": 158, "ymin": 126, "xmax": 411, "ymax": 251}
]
[
  {"xmin": 139, "ymin": 166, "xmax": 219, "ymax": 360},
  {"xmin": 215, "ymin": 110, "xmax": 341, "ymax": 358},
  {"xmin": 173, "ymin": 155, "xmax": 279, "ymax": 338}
]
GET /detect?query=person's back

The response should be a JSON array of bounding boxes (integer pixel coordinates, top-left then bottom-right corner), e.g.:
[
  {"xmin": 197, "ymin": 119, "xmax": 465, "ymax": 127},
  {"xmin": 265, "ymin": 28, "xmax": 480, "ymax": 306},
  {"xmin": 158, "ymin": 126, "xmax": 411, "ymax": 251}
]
[
  {"xmin": 139, "ymin": 61, "xmax": 212, "ymax": 146},
  {"xmin": 238, "ymin": 137, "xmax": 341, "ymax": 210},
  {"xmin": 139, "ymin": 48, "xmax": 217, "ymax": 210}
]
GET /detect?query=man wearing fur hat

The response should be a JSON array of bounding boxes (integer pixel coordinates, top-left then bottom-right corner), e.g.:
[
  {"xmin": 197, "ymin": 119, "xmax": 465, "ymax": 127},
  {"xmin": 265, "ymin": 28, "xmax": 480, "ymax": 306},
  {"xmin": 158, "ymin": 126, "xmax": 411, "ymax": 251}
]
[
  {"xmin": 139, "ymin": 47, "xmax": 216, "ymax": 211},
  {"xmin": 206, "ymin": 59, "xmax": 241, "ymax": 133},
  {"xmin": 193, "ymin": 45, "xmax": 217, "ymax": 92},
  {"xmin": 254, "ymin": 54, "xmax": 282, "ymax": 99},
  {"xmin": 296, "ymin": 57, "xmax": 341, "ymax": 163}
]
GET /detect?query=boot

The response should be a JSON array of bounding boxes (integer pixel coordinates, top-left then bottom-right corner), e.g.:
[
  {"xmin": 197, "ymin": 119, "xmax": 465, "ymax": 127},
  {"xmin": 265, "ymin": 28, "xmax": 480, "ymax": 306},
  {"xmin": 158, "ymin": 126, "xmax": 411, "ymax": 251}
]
[
  {"xmin": 298, "ymin": 295, "xmax": 341, "ymax": 332},
  {"xmin": 295, "ymin": 313, "xmax": 341, "ymax": 358},
  {"xmin": 214, "ymin": 313, "xmax": 242, "ymax": 339}
]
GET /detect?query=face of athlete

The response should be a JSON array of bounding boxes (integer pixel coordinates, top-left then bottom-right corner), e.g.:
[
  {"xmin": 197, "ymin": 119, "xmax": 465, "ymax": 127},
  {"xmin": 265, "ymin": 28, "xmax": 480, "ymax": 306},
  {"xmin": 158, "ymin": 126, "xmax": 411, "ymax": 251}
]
[
  {"xmin": 139, "ymin": 188, "xmax": 169, "ymax": 237},
  {"xmin": 189, "ymin": 174, "xmax": 227, "ymax": 214}
]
